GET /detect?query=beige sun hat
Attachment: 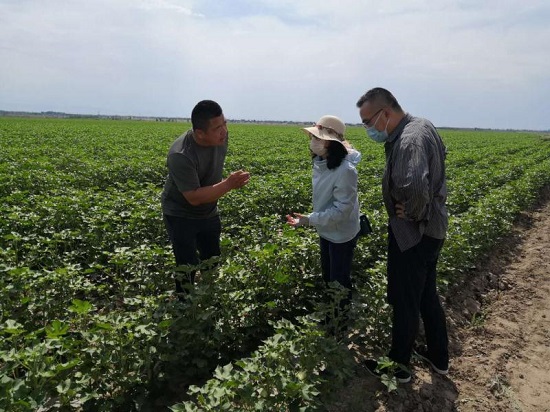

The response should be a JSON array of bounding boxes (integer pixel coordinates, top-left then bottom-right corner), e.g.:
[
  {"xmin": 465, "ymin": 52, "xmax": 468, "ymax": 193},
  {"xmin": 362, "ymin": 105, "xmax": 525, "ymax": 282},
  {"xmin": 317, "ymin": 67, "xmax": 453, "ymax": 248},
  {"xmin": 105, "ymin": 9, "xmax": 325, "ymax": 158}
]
[{"xmin": 303, "ymin": 115, "xmax": 346, "ymax": 142}]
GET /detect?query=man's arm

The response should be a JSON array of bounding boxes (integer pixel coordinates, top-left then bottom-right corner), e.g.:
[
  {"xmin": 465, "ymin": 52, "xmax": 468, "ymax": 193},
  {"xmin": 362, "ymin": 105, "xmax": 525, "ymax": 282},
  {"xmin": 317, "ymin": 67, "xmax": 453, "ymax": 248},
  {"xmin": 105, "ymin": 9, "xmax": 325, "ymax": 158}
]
[
  {"xmin": 393, "ymin": 143, "xmax": 430, "ymax": 221},
  {"xmin": 182, "ymin": 170, "xmax": 250, "ymax": 206}
]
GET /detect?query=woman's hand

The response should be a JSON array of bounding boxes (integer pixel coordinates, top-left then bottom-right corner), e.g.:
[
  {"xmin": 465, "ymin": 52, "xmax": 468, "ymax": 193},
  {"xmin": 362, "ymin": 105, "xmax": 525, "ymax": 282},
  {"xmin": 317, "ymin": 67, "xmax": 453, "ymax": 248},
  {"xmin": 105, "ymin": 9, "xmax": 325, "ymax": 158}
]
[{"xmin": 286, "ymin": 213, "xmax": 310, "ymax": 227}]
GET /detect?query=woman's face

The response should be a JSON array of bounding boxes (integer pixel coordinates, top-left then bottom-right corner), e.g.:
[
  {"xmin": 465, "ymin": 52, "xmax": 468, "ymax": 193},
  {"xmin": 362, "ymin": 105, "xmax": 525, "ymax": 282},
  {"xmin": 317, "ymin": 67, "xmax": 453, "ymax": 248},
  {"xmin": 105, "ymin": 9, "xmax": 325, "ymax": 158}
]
[{"xmin": 309, "ymin": 134, "xmax": 328, "ymax": 156}]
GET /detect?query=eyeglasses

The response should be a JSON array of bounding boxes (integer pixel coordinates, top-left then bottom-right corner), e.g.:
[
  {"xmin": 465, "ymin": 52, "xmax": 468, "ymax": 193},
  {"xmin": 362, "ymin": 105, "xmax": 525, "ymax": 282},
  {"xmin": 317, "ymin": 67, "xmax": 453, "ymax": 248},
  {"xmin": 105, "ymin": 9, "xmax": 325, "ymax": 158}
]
[{"xmin": 362, "ymin": 108, "xmax": 384, "ymax": 128}]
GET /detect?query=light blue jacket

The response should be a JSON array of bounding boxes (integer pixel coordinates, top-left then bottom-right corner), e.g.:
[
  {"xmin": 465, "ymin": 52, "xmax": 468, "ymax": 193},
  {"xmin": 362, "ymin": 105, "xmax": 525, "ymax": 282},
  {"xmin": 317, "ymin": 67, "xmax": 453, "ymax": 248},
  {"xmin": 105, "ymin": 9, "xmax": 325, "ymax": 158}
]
[{"xmin": 308, "ymin": 149, "xmax": 361, "ymax": 243}]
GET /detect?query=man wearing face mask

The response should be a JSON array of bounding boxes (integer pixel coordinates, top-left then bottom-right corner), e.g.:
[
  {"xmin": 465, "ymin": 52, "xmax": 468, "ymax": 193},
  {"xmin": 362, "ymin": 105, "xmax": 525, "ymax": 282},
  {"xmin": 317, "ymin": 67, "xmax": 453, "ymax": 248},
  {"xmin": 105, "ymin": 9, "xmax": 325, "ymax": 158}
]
[{"xmin": 356, "ymin": 88, "xmax": 449, "ymax": 383}]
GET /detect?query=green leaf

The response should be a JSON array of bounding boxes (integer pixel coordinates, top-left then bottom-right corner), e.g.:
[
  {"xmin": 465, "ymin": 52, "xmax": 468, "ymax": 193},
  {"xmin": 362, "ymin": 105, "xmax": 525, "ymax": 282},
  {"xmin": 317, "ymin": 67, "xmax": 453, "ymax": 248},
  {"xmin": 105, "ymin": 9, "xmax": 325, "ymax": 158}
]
[
  {"xmin": 56, "ymin": 378, "xmax": 72, "ymax": 394},
  {"xmin": 68, "ymin": 299, "xmax": 93, "ymax": 314},
  {"xmin": 2, "ymin": 319, "xmax": 25, "ymax": 335},
  {"xmin": 45, "ymin": 320, "xmax": 69, "ymax": 338},
  {"xmin": 93, "ymin": 321, "xmax": 113, "ymax": 330},
  {"xmin": 214, "ymin": 363, "xmax": 234, "ymax": 380}
]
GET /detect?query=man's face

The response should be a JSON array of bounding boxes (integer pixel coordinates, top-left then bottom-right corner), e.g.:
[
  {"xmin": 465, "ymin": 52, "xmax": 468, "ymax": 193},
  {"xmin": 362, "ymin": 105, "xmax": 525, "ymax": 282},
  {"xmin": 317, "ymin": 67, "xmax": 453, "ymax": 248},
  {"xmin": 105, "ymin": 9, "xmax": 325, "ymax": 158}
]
[
  {"xmin": 196, "ymin": 114, "xmax": 228, "ymax": 146},
  {"xmin": 359, "ymin": 102, "xmax": 385, "ymax": 131}
]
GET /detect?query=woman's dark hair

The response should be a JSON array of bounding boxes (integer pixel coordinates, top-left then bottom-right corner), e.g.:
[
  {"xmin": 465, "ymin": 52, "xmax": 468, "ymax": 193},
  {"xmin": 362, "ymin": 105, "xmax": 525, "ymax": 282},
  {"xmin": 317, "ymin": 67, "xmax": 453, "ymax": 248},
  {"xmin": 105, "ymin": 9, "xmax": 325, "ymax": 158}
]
[
  {"xmin": 326, "ymin": 140, "xmax": 348, "ymax": 170},
  {"xmin": 191, "ymin": 100, "xmax": 222, "ymax": 131}
]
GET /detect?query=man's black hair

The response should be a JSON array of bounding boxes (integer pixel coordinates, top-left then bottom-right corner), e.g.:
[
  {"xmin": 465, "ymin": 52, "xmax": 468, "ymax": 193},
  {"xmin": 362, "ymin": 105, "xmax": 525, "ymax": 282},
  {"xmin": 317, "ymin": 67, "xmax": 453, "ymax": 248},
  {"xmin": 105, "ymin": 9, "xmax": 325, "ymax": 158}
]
[
  {"xmin": 191, "ymin": 100, "xmax": 223, "ymax": 131},
  {"xmin": 356, "ymin": 87, "xmax": 402, "ymax": 112}
]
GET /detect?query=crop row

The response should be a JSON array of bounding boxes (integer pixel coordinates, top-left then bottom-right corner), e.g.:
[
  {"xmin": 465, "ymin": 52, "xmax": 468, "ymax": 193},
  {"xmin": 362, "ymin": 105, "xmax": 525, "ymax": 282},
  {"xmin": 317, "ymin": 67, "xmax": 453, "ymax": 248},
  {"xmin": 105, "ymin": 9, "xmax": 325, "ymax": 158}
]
[{"xmin": 1, "ymin": 118, "xmax": 549, "ymax": 410}]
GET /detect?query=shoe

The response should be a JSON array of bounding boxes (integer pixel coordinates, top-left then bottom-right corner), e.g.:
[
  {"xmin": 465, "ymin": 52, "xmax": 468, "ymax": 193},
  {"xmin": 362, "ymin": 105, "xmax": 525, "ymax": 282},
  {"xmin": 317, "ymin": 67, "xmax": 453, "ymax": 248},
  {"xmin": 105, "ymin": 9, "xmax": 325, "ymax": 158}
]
[
  {"xmin": 363, "ymin": 359, "xmax": 411, "ymax": 383},
  {"xmin": 413, "ymin": 348, "xmax": 449, "ymax": 375}
]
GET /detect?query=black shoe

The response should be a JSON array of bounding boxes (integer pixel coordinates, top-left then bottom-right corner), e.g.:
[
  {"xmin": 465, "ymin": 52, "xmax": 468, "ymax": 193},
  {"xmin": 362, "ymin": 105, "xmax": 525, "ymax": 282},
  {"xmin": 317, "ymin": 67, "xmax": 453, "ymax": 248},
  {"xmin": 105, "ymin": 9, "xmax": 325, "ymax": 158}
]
[
  {"xmin": 363, "ymin": 359, "xmax": 411, "ymax": 383},
  {"xmin": 413, "ymin": 348, "xmax": 449, "ymax": 375}
]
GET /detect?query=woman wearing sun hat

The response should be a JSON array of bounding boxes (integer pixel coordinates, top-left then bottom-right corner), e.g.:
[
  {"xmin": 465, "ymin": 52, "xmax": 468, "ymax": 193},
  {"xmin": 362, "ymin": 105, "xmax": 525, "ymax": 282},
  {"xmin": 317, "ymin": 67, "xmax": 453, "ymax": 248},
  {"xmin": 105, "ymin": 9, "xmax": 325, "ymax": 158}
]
[{"xmin": 286, "ymin": 115, "xmax": 361, "ymax": 331}]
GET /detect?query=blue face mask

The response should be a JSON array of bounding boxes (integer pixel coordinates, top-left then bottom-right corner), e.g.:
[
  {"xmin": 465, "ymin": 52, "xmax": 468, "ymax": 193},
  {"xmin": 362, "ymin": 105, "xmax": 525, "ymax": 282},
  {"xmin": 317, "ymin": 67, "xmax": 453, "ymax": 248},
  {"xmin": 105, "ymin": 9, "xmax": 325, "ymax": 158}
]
[
  {"xmin": 365, "ymin": 112, "xmax": 389, "ymax": 143},
  {"xmin": 366, "ymin": 126, "xmax": 388, "ymax": 143}
]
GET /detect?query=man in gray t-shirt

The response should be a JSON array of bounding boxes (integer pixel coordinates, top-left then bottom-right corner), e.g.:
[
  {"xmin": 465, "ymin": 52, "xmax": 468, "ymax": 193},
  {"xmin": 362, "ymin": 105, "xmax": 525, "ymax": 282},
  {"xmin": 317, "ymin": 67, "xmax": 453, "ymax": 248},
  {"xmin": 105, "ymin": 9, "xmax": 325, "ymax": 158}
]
[{"xmin": 161, "ymin": 100, "xmax": 250, "ymax": 296}]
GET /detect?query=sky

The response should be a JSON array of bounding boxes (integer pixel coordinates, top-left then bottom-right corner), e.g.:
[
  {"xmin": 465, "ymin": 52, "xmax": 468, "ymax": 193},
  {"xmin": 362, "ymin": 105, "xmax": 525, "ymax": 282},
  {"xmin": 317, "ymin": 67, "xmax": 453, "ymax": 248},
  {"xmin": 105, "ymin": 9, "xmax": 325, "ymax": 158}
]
[{"xmin": 1, "ymin": 0, "xmax": 549, "ymax": 130}]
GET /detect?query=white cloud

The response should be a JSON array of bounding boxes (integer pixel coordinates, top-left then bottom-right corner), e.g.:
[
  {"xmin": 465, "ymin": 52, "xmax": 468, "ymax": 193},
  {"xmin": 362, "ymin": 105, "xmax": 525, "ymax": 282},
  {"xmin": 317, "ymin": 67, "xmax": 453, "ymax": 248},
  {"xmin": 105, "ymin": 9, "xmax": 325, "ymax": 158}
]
[
  {"xmin": 0, "ymin": 0, "xmax": 548, "ymax": 129},
  {"xmin": 136, "ymin": 0, "xmax": 201, "ymax": 16}
]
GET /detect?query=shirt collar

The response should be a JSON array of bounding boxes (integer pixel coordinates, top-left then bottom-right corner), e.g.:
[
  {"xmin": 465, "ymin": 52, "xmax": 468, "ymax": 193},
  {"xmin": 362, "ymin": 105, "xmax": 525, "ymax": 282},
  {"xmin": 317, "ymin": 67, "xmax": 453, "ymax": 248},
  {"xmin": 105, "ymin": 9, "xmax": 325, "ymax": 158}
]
[{"xmin": 387, "ymin": 113, "xmax": 412, "ymax": 143}]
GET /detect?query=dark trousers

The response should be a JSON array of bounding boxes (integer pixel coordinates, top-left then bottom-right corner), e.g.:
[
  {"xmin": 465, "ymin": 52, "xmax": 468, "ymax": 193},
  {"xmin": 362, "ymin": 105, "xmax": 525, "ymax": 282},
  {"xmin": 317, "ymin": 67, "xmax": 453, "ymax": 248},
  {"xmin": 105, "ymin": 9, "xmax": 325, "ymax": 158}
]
[
  {"xmin": 387, "ymin": 227, "xmax": 449, "ymax": 367},
  {"xmin": 163, "ymin": 214, "xmax": 221, "ymax": 294},
  {"xmin": 320, "ymin": 236, "xmax": 357, "ymax": 314}
]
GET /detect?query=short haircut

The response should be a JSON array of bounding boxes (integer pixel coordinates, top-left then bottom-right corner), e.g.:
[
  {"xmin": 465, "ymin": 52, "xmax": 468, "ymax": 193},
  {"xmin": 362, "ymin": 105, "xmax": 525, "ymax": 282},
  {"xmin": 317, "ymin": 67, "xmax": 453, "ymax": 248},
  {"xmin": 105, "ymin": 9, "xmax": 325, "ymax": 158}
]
[
  {"xmin": 356, "ymin": 87, "xmax": 402, "ymax": 112},
  {"xmin": 191, "ymin": 100, "xmax": 223, "ymax": 131},
  {"xmin": 326, "ymin": 140, "xmax": 349, "ymax": 170}
]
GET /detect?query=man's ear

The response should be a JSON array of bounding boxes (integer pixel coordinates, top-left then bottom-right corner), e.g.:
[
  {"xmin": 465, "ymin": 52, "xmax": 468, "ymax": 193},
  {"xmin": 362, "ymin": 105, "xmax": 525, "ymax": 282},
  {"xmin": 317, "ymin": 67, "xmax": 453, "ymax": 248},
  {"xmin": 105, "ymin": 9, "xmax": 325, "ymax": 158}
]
[{"xmin": 194, "ymin": 128, "xmax": 205, "ymax": 140}]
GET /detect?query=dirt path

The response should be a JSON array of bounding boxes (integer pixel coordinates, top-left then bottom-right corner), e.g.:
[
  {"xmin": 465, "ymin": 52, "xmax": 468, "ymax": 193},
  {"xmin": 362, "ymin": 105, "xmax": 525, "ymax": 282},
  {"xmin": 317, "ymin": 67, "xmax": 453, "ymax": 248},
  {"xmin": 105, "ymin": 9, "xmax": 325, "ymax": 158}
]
[
  {"xmin": 449, "ymin": 186, "xmax": 550, "ymax": 412},
  {"xmin": 329, "ymin": 187, "xmax": 550, "ymax": 412}
]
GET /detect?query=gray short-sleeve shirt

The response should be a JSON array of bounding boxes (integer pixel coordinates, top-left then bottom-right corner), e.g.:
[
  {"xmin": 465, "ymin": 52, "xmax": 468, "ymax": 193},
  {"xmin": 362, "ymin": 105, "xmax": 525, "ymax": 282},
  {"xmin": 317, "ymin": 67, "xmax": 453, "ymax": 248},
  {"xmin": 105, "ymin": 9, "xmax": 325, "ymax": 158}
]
[{"xmin": 161, "ymin": 130, "xmax": 228, "ymax": 218}]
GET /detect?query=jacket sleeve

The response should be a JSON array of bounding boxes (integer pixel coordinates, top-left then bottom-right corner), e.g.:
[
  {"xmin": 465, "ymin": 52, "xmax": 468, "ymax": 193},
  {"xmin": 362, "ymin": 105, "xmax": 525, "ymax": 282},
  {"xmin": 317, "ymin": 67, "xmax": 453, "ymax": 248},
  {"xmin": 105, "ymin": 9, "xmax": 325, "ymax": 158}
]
[{"xmin": 392, "ymin": 141, "xmax": 430, "ymax": 222}]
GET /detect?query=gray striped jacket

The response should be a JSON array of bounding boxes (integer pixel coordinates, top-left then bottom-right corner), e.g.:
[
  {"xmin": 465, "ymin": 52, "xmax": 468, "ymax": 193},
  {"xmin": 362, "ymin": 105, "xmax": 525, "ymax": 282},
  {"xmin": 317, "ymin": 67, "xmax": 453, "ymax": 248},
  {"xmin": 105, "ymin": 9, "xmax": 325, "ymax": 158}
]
[{"xmin": 382, "ymin": 114, "xmax": 448, "ymax": 251}]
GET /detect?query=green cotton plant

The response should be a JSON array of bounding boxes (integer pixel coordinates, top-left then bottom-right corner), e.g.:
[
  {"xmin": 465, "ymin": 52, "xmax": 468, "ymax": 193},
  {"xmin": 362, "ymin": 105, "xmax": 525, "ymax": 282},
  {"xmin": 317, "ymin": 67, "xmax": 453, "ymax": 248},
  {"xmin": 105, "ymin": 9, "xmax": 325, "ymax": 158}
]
[
  {"xmin": 155, "ymin": 289, "xmax": 230, "ymax": 386},
  {"xmin": 372, "ymin": 357, "xmax": 401, "ymax": 393},
  {"xmin": 212, "ymin": 218, "xmax": 322, "ymax": 333},
  {"xmin": 440, "ymin": 155, "xmax": 550, "ymax": 284},
  {"xmin": 0, "ymin": 296, "xmax": 172, "ymax": 411},
  {"xmin": 0, "ymin": 319, "xmax": 87, "ymax": 410},
  {"xmin": 0, "ymin": 265, "xmax": 96, "ymax": 332},
  {"xmin": 348, "ymin": 261, "xmax": 392, "ymax": 351},
  {"xmin": 170, "ymin": 316, "xmax": 355, "ymax": 412},
  {"xmin": 153, "ymin": 235, "xmax": 321, "ymax": 389},
  {"xmin": 1, "ymin": 118, "xmax": 550, "ymax": 409}
]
